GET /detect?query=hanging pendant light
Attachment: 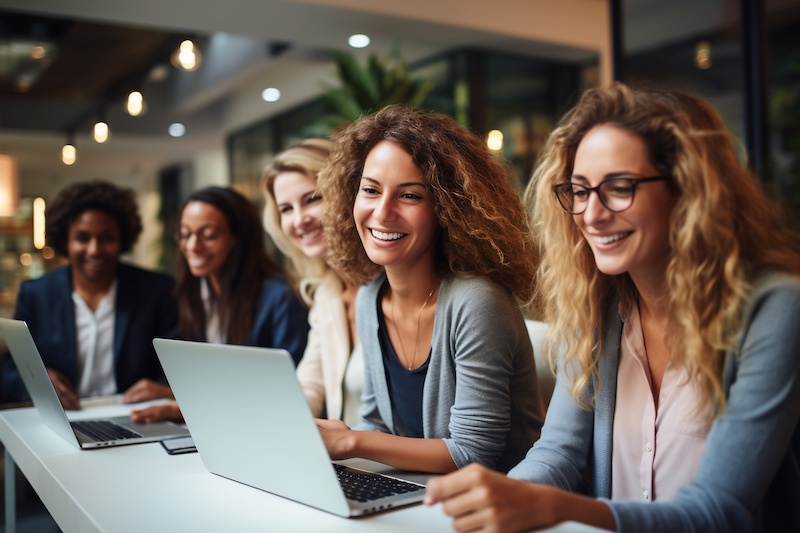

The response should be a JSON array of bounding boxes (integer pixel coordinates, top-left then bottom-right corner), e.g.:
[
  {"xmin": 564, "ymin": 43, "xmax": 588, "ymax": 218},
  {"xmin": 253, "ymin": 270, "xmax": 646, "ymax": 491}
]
[
  {"xmin": 62, "ymin": 134, "xmax": 77, "ymax": 165},
  {"xmin": 0, "ymin": 154, "xmax": 20, "ymax": 216},
  {"xmin": 171, "ymin": 40, "xmax": 202, "ymax": 72},
  {"xmin": 93, "ymin": 120, "xmax": 110, "ymax": 143},
  {"xmin": 126, "ymin": 91, "xmax": 146, "ymax": 116}
]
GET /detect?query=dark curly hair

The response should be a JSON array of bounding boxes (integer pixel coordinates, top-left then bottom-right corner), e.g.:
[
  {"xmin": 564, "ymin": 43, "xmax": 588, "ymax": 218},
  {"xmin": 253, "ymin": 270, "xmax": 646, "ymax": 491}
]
[
  {"xmin": 317, "ymin": 104, "xmax": 537, "ymax": 302},
  {"xmin": 46, "ymin": 180, "xmax": 142, "ymax": 256}
]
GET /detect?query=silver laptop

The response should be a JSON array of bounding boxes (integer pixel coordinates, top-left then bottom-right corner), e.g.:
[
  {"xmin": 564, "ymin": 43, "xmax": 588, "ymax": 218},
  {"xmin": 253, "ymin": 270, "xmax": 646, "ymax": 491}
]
[
  {"xmin": 153, "ymin": 338, "xmax": 426, "ymax": 517},
  {"xmin": 0, "ymin": 318, "xmax": 190, "ymax": 449}
]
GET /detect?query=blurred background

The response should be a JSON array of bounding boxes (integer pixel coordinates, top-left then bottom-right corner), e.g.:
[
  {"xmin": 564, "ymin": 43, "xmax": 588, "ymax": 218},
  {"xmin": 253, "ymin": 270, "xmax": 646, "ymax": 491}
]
[{"xmin": 0, "ymin": 0, "xmax": 798, "ymax": 315}]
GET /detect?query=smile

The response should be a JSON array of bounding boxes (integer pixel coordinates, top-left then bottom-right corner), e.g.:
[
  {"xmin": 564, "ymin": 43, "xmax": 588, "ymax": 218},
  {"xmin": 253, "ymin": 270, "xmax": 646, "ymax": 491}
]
[
  {"xmin": 370, "ymin": 229, "xmax": 406, "ymax": 241},
  {"xmin": 300, "ymin": 229, "xmax": 322, "ymax": 241},
  {"xmin": 593, "ymin": 232, "xmax": 631, "ymax": 245}
]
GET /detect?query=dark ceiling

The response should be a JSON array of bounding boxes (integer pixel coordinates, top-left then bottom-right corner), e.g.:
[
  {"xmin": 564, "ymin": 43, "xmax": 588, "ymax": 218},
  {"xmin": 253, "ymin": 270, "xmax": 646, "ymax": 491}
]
[{"xmin": 0, "ymin": 10, "xmax": 189, "ymax": 132}]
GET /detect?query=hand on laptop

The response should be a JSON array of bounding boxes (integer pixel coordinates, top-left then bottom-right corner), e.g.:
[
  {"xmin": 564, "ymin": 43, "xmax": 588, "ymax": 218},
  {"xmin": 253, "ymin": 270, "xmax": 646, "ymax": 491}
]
[
  {"xmin": 130, "ymin": 403, "xmax": 184, "ymax": 424},
  {"xmin": 316, "ymin": 419, "xmax": 355, "ymax": 460},
  {"xmin": 47, "ymin": 368, "xmax": 80, "ymax": 410},
  {"xmin": 122, "ymin": 378, "xmax": 174, "ymax": 404}
]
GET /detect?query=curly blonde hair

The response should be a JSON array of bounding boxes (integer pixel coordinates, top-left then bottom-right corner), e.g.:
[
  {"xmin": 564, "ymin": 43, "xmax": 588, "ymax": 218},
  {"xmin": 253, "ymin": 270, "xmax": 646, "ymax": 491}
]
[
  {"xmin": 318, "ymin": 104, "xmax": 537, "ymax": 302},
  {"xmin": 262, "ymin": 138, "xmax": 332, "ymax": 304},
  {"xmin": 526, "ymin": 83, "xmax": 800, "ymax": 415}
]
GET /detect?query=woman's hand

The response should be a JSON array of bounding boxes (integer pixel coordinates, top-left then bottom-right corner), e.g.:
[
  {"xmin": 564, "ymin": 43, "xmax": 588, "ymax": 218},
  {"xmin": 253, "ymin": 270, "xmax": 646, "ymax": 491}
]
[
  {"xmin": 425, "ymin": 463, "xmax": 555, "ymax": 532},
  {"xmin": 425, "ymin": 463, "xmax": 616, "ymax": 532},
  {"xmin": 122, "ymin": 379, "xmax": 174, "ymax": 403},
  {"xmin": 316, "ymin": 419, "xmax": 357, "ymax": 460},
  {"xmin": 130, "ymin": 403, "xmax": 183, "ymax": 424}
]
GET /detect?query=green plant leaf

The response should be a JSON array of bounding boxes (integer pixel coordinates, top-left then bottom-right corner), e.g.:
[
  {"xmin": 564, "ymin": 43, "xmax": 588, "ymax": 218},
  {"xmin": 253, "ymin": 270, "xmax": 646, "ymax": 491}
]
[
  {"xmin": 320, "ymin": 41, "xmax": 436, "ymax": 129},
  {"xmin": 327, "ymin": 49, "xmax": 379, "ymax": 107}
]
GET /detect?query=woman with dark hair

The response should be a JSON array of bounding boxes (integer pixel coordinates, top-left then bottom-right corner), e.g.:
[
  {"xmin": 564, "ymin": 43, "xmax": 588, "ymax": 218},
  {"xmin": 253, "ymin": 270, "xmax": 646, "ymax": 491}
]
[
  {"xmin": 131, "ymin": 185, "xmax": 309, "ymax": 423},
  {"xmin": 1, "ymin": 180, "xmax": 177, "ymax": 408},
  {"xmin": 426, "ymin": 84, "xmax": 800, "ymax": 532},
  {"xmin": 314, "ymin": 104, "xmax": 544, "ymax": 474}
]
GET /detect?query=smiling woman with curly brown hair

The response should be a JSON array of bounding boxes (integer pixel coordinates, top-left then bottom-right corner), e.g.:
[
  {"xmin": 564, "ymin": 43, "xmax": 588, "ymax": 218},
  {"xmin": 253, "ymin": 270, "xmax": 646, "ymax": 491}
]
[{"xmin": 314, "ymin": 104, "xmax": 543, "ymax": 475}]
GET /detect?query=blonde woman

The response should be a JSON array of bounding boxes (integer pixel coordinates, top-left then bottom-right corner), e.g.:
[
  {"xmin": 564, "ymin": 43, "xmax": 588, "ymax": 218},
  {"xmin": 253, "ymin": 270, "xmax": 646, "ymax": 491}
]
[
  {"xmin": 263, "ymin": 139, "xmax": 363, "ymax": 426},
  {"xmin": 426, "ymin": 84, "xmax": 800, "ymax": 532}
]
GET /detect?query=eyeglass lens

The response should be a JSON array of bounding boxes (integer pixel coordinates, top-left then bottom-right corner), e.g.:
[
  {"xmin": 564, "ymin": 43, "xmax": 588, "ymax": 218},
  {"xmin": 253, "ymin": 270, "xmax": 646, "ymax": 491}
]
[
  {"xmin": 570, "ymin": 180, "xmax": 633, "ymax": 213},
  {"xmin": 176, "ymin": 227, "xmax": 223, "ymax": 244},
  {"xmin": 553, "ymin": 176, "xmax": 667, "ymax": 214}
]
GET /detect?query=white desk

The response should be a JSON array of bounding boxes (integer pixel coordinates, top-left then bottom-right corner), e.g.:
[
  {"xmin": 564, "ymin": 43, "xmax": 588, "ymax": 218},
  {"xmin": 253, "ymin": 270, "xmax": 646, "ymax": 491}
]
[{"xmin": 1, "ymin": 404, "xmax": 603, "ymax": 533}]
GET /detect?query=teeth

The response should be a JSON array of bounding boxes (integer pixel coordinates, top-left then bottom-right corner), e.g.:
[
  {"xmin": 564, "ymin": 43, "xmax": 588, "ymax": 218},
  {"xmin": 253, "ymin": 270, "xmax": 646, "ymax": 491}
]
[
  {"xmin": 371, "ymin": 229, "xmax": 405, "ymax": 241},
  {"xmin": 301, "ymin": 229, "xmax": 322, "ymax": 240},
  {"xmin": 595, "ymin": 233, "xmax": 629, "ymax": 244}
]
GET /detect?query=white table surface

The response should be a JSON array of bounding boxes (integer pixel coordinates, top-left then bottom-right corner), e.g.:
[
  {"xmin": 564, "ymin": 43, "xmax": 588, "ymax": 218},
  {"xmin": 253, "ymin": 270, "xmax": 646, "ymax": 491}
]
[{"xmin": 1, "ymin": 401, "xmax": 605, "ymax": 533}]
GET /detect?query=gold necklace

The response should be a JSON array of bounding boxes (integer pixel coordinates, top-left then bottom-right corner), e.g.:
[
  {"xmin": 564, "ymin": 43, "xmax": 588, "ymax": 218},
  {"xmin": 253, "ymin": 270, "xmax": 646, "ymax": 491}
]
[{"xmin": 390, "ymin": 285, "xmax": 437, "ymax": 371}]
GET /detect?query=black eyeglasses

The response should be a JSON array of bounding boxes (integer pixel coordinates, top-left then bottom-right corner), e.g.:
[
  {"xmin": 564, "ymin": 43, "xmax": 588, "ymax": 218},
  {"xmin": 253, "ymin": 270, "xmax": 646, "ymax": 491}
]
[
  {"xmin": 175, "ymin": 226, "xmax": 228, "ymax": 246},
  {"xmin": 553, "ymin": 176, "xmax": 669, "ymax": 214}
]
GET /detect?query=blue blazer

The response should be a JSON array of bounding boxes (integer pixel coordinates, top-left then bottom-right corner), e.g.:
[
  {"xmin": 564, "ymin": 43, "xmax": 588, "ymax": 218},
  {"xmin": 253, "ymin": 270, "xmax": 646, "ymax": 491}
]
[
  {"xmin": 1, "ymin": 263, "xmax": 178, "ymax": 402},
  {"xmin": 247, "ymin": 276, "xmax": 309, "ymax": 366}
]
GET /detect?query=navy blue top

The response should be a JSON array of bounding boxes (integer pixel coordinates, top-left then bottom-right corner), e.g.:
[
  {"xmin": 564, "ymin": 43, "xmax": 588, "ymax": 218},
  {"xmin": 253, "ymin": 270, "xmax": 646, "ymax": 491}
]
[
  {"xmin": 247, "ymin": 276, "xmax": 309, "ymax": 367},
  {"xmin": 376, "ymin": 282, "xmax": 428, "ymax": 438}
]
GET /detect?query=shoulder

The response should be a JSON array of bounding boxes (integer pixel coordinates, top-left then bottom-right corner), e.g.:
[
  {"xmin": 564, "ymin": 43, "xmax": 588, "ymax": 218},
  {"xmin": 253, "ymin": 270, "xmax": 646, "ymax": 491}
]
[
  {"xmin": 439, "ymin": 276, "xmax": 527, "ymax": 340},
  {"xmin": 256, "ymin": 276, "xmax": 306, "ymax": 310},
  {"xmin": 19, "ymin": 266, "xmax": 69, "ymax": 294},
  {"xmin": 312, "ymin": 271, "xmax": 344, "ymax": 302},
  {"xmin": 441, "ymin": 275, "xmax": 516, "ymax": 312},
  {"xmin": 749, "ymin": 271, "xmax": 800, "ymax": 296},
  {"xmin": 744, "ymin": 272, "xmax": 800, "ymax": 319},
  {"xmin": 258, "ymin": 275, "xmax": 293, "ymax": 296}
]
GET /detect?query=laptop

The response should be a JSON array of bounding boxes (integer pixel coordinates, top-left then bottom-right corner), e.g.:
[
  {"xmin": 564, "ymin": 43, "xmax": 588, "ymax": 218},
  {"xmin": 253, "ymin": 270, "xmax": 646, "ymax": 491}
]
[
  {"xmin": 152, "ymin": 338, "xmax": 427, "ymax": 517},
  {"xmin": 0, "ymin": 318, "xmax": 190, "ymax": 449}
]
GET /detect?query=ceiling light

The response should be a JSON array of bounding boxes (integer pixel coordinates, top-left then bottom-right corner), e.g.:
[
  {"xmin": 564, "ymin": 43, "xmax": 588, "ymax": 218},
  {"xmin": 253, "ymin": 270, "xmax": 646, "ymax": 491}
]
[
  {"xmin": 0, "ymin": 154, "xmax": 19, "ymax": 216},
  {"xmin": 168, "ymin": 123, "xmax": 186, "ymax": 137},
  {"xmin": 62, "ymin": 143, "xmax": 76, "ymax": 166},
  {"xmin": 261, "ymin": 88, "xmax": 281, "ymax": 102},
  {"xmin": 486, "ymin": 130, "xmax": 504, "ymax": 151},
  {"xmin": 695, "ymin": 41, "xmax": 712, "ymax": 69},
  {"xmin": 30, "ymin": 44, "xmax": 47, "ymax": 60},
  {"xmin": 93, "ymin": 121, "xmax": 110, "ymax": 143},
  {"xmin": 33, "ymin": 198, "xmax": 46, "ymax": 249},
  {"xmin": 171, "ymin": 40, "xmax": 202, "ymax": 72},
  {"xmin": 348, "ymin": 34, "xmax": 370, "ymax": 49},
  {"xmin": 126, "ymin": 91, "xmax": 145, "ymax": 116}
]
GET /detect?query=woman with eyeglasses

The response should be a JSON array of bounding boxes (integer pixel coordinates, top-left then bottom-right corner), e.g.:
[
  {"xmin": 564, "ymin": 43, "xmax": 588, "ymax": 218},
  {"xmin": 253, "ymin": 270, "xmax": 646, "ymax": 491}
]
[
  {"xmin": 426, "ymin": 83, "xmax": 800, "ymax": 532},
  {"xmin": 131, "ymin": 186, "xmax": 309, "ymax": 423}
]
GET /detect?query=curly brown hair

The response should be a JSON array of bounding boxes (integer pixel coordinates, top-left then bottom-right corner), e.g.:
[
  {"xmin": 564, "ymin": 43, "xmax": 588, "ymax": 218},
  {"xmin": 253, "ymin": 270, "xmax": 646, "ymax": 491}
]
[
  {"xmin": 317, "ymin": 104, "xmax": 537, "ymax": 302},
  {"xmin": 46, "ymin": 180, "xmax": 142, "ymax": 256}
]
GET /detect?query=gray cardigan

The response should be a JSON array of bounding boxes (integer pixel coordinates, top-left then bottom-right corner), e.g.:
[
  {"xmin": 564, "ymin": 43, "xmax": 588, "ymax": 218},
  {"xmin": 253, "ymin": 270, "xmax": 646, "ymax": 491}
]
[
  {"xmin": 356, "ymin": 274, "xmax": 544, "ymax": 473},
  {"xmin": 509, "ymin": 272, "xmax": 800, "ymax": 532}
]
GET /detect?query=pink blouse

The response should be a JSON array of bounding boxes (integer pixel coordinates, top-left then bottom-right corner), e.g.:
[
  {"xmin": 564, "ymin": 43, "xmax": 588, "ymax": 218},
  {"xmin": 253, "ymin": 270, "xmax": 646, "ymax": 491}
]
[{"xmin": 611, "ymin": 300, "xmax": 710, "ymax": 502}]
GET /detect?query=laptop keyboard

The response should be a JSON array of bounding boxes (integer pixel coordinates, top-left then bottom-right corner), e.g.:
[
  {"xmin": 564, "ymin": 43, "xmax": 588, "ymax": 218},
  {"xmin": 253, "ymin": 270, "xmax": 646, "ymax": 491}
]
[
  {"xmin": 71, "ymin": 419, "xmax": 143, "ymax": 442},
  {"xmin": 334, "ymin": 464, "xmax": 425, "ymax": 503}
]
